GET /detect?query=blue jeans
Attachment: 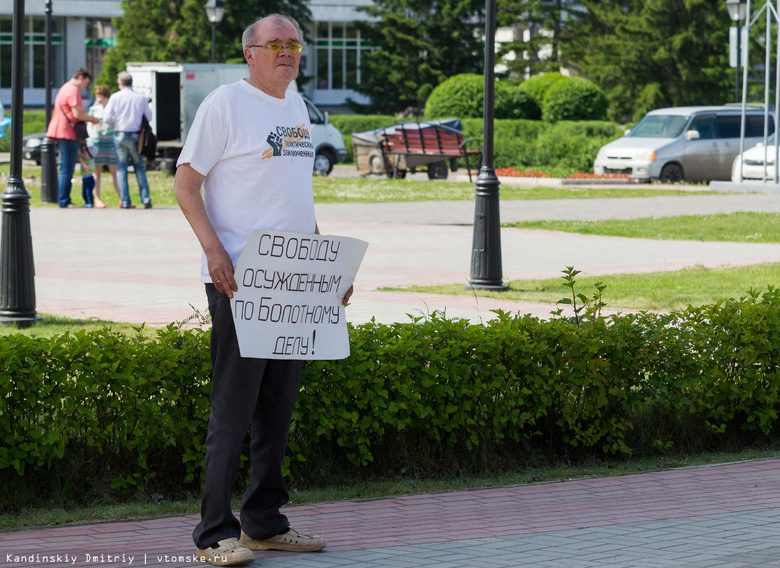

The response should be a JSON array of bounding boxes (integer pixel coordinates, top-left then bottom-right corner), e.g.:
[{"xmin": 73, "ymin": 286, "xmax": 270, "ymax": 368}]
[
  {"xmin": 114, "ymin": 132, "xmax": 151, "ymax": 207},
  {"xmin": 57, "ymin": 138, "xmax": 80, "ymax": 208}
]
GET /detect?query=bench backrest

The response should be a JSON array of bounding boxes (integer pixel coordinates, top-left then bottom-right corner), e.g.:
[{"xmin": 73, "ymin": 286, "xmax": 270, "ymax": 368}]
[{"xmin": 382, "ymin": 125, "xmax": 465, "ymax": 155}]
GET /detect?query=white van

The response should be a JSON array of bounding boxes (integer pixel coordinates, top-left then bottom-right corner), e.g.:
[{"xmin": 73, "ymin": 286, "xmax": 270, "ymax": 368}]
[
  {"xmin": 126, "ymin": 62, "xmax": 347, "ymax": 176},
  {"xmin": 593, "ymin": 106, "xmax": 774, "ymax": 183}
]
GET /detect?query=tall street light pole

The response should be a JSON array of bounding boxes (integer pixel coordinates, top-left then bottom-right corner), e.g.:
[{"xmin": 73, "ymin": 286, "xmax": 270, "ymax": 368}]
[
  {"xmin": 726, "ymin": 0, "xmax": 748, "ymax": 103},
  {"xmin": 40, "ymin": 0, "xmax": 57, "ymax": 203},
  {"xmin": 204, "ymin": 0, "xmax": 225, "ymax": 63},
  {"xmin": 0, "ymin": 0, "xmax": 40, "ymax": 326},
  {"xmin": 469, "ymin": 0, "xmax": 507, "ymax": 291}
]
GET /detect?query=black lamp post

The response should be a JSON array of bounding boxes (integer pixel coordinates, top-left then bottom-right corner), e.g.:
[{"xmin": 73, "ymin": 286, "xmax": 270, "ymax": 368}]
[
  {"xmin": 469, "ymin": 0, "xmax": 507, "ymax": 291},
  {"xmin": 726, "ymin": 0, "xmax": 748, "ymax": 103},
  {"xmin": 0, "ymin": 0, "xmax": 40, "ymax": 326},
  {"xmin": 204, "ymin": 0, "xmax": 225, "ymax": 63},
  {"xmin": 40, "ymin": 0, "xmax": 57, "ymax": 203}
]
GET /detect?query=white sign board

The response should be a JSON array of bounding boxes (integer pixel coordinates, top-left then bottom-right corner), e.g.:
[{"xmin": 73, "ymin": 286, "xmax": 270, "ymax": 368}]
[{"xmin": 231, "ymin": 230, "xmax": 368, "ymax": 360}]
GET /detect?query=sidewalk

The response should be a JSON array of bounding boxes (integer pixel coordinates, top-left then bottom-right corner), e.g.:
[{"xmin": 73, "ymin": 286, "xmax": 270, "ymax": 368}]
[
  {"xmin": 3, "ymin": 458, "xmax": 780, "ymax": 567},
  {"xmin": 28, "ymin": 191, "xmax": 780, "ymax": 326}
]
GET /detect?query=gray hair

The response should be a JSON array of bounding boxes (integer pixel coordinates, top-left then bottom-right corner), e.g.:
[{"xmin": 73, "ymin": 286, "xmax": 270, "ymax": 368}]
[
  {"xmin": 242, "ymin": 14, "xmax": 304, "ymax": 50},
  {"xmin": 117, "ymin": 71, "xmax": 133, "ymax": 87}
]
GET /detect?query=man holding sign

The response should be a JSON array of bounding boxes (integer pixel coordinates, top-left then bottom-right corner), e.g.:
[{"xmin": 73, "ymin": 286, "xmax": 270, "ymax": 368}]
[{"xmin": 174, "ymin": 13, "xmax": 352, "ymax": 567}]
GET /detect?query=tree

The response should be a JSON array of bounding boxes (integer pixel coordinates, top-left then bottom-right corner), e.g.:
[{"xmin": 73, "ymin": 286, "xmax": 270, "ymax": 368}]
[
  {"xmin": 563, "ymin": 0, "xmax": 732, "ymax": 122},
  {"xmin": 495, "ymin": 0, "xmax": 571, "ymax": 78},
  {"xmin": 353, "ymin": 0, "xmax": 486, "ymax": 114},
  {"xmin": 98, "ymin": 0, "xmax": 310, "ymax": 88}
]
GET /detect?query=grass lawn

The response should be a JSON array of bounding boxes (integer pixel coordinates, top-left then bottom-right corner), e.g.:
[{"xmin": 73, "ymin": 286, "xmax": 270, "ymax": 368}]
[
  {"xmin": 507, "ymin": 212, "xmax": 780, "ymax": 243},
  {"xmin": 1, "ymin": 163, "xmax": 710, "ymax": 208},
  {"xmin": 393, "ymin": 263, "xmax": 780, "ymax": 312}
]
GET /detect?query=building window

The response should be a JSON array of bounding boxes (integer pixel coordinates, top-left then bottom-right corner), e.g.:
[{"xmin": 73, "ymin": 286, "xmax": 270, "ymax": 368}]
[
  {"xmin": 0, "ymin": 16, "xmax": 65, "ymax": 89},
  {"xmin": 86, "ymin": 19, "xmax": 117, "ymax": 83},
  {"xmin": 314, "ymin": 22, "xmax": 373, "ymax": 91}
]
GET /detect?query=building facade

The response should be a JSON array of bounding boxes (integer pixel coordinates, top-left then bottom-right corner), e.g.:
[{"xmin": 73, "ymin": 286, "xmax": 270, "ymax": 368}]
[
  {"xmin": 0, "ymin": 0, "xmax": 377, "ymax": 109},
  {"xmin": 0, "ymin": 0, "xmax": 120, "ymax": 108}
]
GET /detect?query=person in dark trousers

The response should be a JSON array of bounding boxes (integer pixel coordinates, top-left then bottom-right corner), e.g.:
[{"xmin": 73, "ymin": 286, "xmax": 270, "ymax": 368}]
[
  {"xmin": 174, "ymin": 13, "xmax": 353, "ymax": 567},
  {"xmin": 102, "ymin": 71, "xmax": 153, "ymax": 209}
]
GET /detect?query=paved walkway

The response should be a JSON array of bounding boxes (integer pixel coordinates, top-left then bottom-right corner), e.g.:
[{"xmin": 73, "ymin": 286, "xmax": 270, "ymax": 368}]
[
  {"xmin": 26, "ymin": 190, "xmax": 780, "ymax": 326},
  {"xmin": 3, "ymin": 458, "xmax": 780, "ymax": 567},
  {"xmin": 6, "ymin": 182, "xmax": 780, "ymax": 567}
]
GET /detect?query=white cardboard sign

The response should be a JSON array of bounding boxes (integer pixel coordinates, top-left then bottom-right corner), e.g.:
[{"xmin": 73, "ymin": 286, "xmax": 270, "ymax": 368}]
[{"xmin": 230, "ymin": 230, "xmax": 368, "ymax": 360}]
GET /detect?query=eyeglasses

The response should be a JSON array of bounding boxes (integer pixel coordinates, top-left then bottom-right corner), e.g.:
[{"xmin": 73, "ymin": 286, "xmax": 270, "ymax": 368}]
[{"xmin": 249, "ymin": 42, "xmax": 305, "ymax": 54}]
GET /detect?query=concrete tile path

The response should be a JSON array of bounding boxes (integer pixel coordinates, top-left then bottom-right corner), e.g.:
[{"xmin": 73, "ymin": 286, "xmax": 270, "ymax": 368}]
[
  {"xmin": 3, "ymin": 458, "xmax": 780, "ymax": 567},
  {"xmin": 5, "ymin": 181, "xmax": 780, "ymax": 567}
]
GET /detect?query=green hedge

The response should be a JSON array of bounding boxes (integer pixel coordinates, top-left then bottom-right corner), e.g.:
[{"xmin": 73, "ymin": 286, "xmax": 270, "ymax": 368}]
[
  {"xmin": 0, "ymin": 110, "xmax": 46, "ymax": 153},
  {"xmin": 4, "ymin": 289, "xmax": 780, "ymax": 506},
  {"xmin": 329, "ymin": 115, "xmax": 623, "ymax": 174}
]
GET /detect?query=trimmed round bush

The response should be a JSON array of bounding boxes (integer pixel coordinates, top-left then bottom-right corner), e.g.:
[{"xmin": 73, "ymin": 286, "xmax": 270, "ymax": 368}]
[
  {"xmin": 495, "ymin": 85, "xmax": 542, "ymax": 120},
  {"xmin": 542, "ymin": 78, "xmax": 608, "ymax": 123},
  {"xmin": 425, "ymin": 74, "xmax": 485, "ymax": 119},
  {"xmin": 425, "ymin": 75, "xmax": 542, "ymax": 120},
  {"xmin": 519, "ymin": 72, "xmax": 570, "ymax": 106}
]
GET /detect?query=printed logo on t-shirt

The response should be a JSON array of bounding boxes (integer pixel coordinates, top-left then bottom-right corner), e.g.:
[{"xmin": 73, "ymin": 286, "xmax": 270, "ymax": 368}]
[{"xmin": 262, "ymin": 123, "xmax": 315, "ymax": 160}]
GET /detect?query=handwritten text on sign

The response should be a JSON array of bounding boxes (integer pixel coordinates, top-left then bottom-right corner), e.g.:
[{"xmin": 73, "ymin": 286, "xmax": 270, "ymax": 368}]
[{"xmin": 231, "ymin": 230, "xmax": 368, "ymax": 360}]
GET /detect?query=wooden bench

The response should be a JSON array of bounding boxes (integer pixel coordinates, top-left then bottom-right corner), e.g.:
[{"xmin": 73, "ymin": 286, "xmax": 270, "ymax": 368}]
[{"xmin": 380, "ymin": 123, "xmax": 481, "ymax": 181}]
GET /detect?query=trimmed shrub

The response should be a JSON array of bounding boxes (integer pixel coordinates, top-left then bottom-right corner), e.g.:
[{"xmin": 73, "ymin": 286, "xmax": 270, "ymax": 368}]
[
  {"xmin": 424, "ymin": 73, "xmax": 485, "ymax": 119},
  {"xmin": 543, "ymin": 78, "xmax": 608, "ymax": 123},
  {"xmin": 4, "ymin": 288, "xmax": 780, "ymax": 507},
  {"xmin": 520, "ymin": 72, "xmax": 570, "ymax": 106},
  {"xmin": 495, "ymin": 85, "xmax": 542, "ymax": 120}
]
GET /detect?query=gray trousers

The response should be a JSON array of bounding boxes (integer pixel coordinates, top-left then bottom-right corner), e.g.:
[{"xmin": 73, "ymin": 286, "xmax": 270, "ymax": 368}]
[{"xmin": 193, "ymin": 284, "xmax": 303, "ymax": 549}]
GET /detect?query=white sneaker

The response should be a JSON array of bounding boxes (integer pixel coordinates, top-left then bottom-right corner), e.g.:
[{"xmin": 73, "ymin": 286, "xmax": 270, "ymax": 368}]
[{"xmin": 196, "ymin": 537, "xmax": 255, "ymax": 566}]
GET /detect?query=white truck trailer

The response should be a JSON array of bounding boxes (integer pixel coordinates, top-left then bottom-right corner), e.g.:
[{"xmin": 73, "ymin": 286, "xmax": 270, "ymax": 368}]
[{"xmin": 125, "ymin": 62, "xmax": 346, "ymax": 175}]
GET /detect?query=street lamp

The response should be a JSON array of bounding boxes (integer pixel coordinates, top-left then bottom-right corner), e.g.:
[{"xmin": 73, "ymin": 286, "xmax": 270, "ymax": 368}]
[
  {"xmin": 726, "ymin": 0, "xmax": 748, "ymax": 103},
  {"xmin": 204, "ymin": 0, "xmax": 225, "ymax": 63},
  {"xmin": 0, "ymin": 0, "xmax": 40, "ymax": 326},
  {"xmin": 469, "ymin": 0, "xmax": 507, "ymax": 291},
  {"xmin": 40, "ymin": 0, "xmax": 57, "ymax": 203}
]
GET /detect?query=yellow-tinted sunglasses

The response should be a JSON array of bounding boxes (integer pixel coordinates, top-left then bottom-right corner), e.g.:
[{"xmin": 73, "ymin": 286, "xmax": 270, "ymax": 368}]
[{"xmin": 249, "ymin": 42, "xmax": 305, "ymax": 54}]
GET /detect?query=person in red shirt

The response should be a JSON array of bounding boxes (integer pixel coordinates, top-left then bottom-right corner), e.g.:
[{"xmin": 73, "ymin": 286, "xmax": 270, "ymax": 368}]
[{"xmin": 46, "ymin": 68, "xmax": 100, "ymax": 208}]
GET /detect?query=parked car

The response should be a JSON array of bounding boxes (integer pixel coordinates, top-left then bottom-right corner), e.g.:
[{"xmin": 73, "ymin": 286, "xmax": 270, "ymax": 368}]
[
  {"xmin": 731, "ymin": 133, "xmax": 779, "ymax": 182},
  {"xmin": 23, "ymin": 132, "xmax": 51, "ymax": 164},
  {"xmin": 593, "ymin": 106, "xmax": 775, "ymax": 183}
]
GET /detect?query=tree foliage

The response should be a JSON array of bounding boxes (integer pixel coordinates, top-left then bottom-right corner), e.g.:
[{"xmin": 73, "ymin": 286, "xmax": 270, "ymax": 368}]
[
  {"xmin": 353, "ymin": 0, "xmax": 486, "ymax": 114},
  {"xmin": 562, "ymin": 0, "xmax": 732, "ymax": 122},
  {"xmin": 98, "ymin": 0, "xmax": 310, "ymax": 88}
]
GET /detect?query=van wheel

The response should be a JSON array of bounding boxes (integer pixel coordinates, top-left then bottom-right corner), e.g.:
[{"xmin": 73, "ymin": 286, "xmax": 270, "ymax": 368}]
[
  {"xmin": 314, "ymin": 150, "xmax": 335, "ymax": 176},
  {"xmin": 659, "ymin": 163, "xmax": 684, "ymax": 183}
]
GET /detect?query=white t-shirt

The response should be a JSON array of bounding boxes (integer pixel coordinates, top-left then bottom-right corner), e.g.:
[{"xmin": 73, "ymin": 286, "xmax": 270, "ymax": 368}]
[{"xmin": 178, "ymin": 80, "xmax": 316, "ymax": 282}]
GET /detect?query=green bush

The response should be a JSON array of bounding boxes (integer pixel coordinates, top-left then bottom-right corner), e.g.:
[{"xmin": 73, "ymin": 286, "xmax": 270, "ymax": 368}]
[
  {"xmin": 424, "ymin": 75, "xmax": 542, "ymax": 121},
  {"xmin": 4, "ymin": 288, "xmax": 780, "ymax": 507},
  {"xmin": 424, "ymin": 74, "xmax": 486, "ymax": 119},
  {"xmin": 520, "ymin": 72, "xmax": 570, "ymax": 106},
  {"xmin": 0, "ymin": 110, "xmax": 46, "ymax": 153},
  {"xmin": 543, "ymin": 78, "xmax": 609, "ymax": 123},
  {"xmin": 495, "ymin": 85, "xmax": 542, "ymax": 120}
]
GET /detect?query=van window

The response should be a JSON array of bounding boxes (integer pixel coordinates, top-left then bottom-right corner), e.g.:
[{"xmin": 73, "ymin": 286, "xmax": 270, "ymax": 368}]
[
  {"xmin": 716, "ymin": 115, "xmax": 741, "ymax": 138},
  {"xmin": 689, "ymin": 115, "xmax": 716, "ymax": 139},
  {"xmin": 628, "ymin": 114, "xmax": 689, "ymax": 138},
  {"xmin": 745, "ymin": 115, "xmax": 775, "ymax": 137},
  {"xmin": 716, "ymin": 114, "xmax": 775, "ymax": 138}
]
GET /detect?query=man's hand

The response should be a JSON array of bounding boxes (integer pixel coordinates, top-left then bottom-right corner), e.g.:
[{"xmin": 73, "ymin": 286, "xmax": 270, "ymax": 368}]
[
  {"xmin": 342, "ymin": 284, "xmax": 354, "ymax": 306},
  {"xmin": 206, "ymin": 246, "xmax": 238, "ymax": 298}
]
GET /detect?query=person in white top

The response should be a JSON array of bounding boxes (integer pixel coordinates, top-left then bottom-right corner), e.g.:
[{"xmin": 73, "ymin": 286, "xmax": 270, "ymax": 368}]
[
  {"xmin": 174, "ymin": 13, "xmax": 353, "ymax": 567},
  {"xmin": 102, "ymin": 71, "xmax": 153, "ymax": 209}
]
